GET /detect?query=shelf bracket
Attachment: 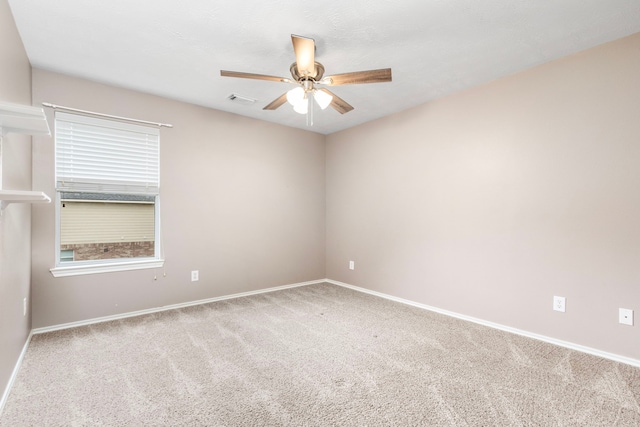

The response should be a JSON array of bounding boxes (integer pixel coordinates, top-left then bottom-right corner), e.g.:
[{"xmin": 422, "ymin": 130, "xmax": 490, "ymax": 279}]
[{"xmin": 0, "ymin": 190, "xmax": 51, "ymax": 215}]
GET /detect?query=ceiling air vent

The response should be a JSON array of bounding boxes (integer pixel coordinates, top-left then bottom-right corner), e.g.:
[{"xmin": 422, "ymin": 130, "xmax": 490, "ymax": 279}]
[{"xmin": 227, "ymin": 94, "xmax": 257, "ymax": 106}]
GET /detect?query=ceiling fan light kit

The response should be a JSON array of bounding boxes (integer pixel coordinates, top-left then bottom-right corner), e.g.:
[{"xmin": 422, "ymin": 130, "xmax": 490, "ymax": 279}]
[
  {"xmin": 220, "ymin": 34, "xmax": 392, "ymax": 126},
  {"xmin": 286, "ymin": 87, "xmax": 305, "ymax": 108},
  {"xmin": 313, "ymin": 89, "xmax": 333, "ymax": 110},
  {"xmin": 286, "ymin": 85, "xmax": 332, "ymax": 114}
]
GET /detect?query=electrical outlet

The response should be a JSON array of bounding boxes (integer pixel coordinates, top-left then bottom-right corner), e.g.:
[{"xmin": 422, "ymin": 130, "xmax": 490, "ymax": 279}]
[
  {"xmin": 619, "ymin": 308, "xmax": 633, "ymax": 326},
  {"xmin": 553, "ymin": 296, "xmax": 566, "ymax": 312},
  {"xmin": 349, "ymin": 260, "xmax": 355, "ymax": 270},
  {"xmin": 191, "ymin": 270, "xmax": 199, "ymax": 282}
]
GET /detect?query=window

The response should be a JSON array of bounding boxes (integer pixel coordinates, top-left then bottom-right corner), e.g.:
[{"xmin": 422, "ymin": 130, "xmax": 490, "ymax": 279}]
[
  {"xmin": 51, "ymin": 112, "xmax": 163, "ymax": 277},
  {"xmin": 60, "ymin": 249, "xmax": 74, "ymax": 262}
]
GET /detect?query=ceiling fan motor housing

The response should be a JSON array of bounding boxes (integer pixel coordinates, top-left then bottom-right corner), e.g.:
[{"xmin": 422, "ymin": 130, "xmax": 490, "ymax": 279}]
[{"xmin": 290, "ymin": 62, "xmax": 325, "ymax": 82}]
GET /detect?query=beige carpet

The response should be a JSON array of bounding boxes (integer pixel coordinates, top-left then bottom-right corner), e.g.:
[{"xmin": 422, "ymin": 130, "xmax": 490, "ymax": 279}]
[{"xmin": 1, "ymin": 282, "xmax": 639, "ymax": 426}]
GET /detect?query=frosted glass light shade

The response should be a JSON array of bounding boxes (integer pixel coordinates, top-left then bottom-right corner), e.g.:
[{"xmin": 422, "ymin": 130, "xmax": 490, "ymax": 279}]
[
  {"xmin": 293, "ymin": 98, "xmax": 308, "ymax": 114},
  {"xmin": 287, "ymin": 87, "xmax": 309, "ymax": 114},
  {"xmin": 313, "ymin": 90, "xmax": 332, "ymax": 110},
  {"xmin": 286, "ymin": 87, "xmax": 305, "ymax": 106}
]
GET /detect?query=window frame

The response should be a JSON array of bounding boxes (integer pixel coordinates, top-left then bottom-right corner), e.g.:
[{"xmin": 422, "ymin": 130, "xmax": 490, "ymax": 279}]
[
  {"xmin": 49, "ymin": 112, "xmax": 164, "ymax": 277},
  {"xmin": 50, "ymin": 196, "xmax": 163, "ymax": 277}
]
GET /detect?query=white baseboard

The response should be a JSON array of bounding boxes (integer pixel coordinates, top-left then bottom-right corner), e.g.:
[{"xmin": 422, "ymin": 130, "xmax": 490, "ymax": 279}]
[
  {"xmin": 32, "ymin": 279, "xmax": 325, "ymax": 335},
  {"xmin": 326, "ymin": 279, "xmax": 640, "ymax": 368},
  {"xmin": 0, "ymin": 331, "xmax": 33, "ymax": 418}
]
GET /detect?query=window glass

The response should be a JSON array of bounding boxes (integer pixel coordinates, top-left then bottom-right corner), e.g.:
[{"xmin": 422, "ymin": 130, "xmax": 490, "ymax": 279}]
[
  {"xmin": 60, "ymin": 249, "xmax": 74, "ymax": 262},
  {"xmin": 59, "ymin": 192, "xmax": 156, "ymax": 262}
]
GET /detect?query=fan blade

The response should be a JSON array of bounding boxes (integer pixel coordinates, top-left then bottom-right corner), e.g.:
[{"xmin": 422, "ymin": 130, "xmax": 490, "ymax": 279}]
[
  {"xmin": 263, "ymin": 93, "xmax": 288, "ymax": 110},
  {"xmin": 324, "ymin": 68, "xmax": 392, "ymax": 86},
  {"xmin": 291, "ymin": 35, "xmax": 316, "ymax": 78},
  {"xmin": 319, "ymin": 88, "xmax": 354, "ymax": 114},
  {"xmin": 221, "ymin": 70, "xmax": 289, "ymax": 83}
]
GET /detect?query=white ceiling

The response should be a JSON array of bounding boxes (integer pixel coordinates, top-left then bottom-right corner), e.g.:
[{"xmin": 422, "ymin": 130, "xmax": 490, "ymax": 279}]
[{"xmin": 8, "ymin": 0, "xmax": 640, "ymax": 135}]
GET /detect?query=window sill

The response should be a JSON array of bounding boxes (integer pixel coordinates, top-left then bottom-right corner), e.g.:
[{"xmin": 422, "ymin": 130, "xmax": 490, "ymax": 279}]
[{"xmin": 50, "ymin": 259, "xmax": 164, "ymax": 278}]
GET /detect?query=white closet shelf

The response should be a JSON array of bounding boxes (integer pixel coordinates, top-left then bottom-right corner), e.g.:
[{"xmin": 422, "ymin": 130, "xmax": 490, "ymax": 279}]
[
  {"xmin": 0, "ymin": 101, "xmax": 50, "ymax": 136},
  {"xmin": 0, "ymin": 190, "xmax": 51, "ymax": 211}
]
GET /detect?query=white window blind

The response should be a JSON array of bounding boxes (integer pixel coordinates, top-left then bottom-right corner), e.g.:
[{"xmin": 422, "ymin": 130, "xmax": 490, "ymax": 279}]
[{"xmin": 55, "ymin": 112, "xmax": 160, "ymax": 194}]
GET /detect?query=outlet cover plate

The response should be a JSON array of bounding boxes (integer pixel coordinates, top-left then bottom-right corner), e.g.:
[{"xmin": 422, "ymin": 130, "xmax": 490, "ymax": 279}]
[
  {"xmin": 619, "ymin": 308, "xmax": 633, "ymax": 326},
  {"xmin": 553, "ymin": 296, "xmax": 566, "ymax": 312},
  {"xmin": 191, "ymin": 270, "xmax": 199, "ymax": 282},
  {"xmin": 349, "ymin": 261, "xmax": 355, "ymax": 270}
]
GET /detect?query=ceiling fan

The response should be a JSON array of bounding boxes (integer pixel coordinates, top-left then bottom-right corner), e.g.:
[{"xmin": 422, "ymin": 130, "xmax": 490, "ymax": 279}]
[{"xmin": 220, "ymin": 35, "xmax": 392, "ymax": 123}]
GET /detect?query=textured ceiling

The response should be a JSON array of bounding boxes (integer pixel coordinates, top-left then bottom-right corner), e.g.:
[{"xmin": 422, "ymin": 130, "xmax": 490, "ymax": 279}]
[{"xmin": 8, "ymin": 0, "xmax": 640, "ymax": 135}]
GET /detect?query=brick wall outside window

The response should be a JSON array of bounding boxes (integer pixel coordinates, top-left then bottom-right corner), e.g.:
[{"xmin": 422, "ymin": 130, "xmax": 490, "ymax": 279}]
[{"xmin": 61, "ymin": 241, "xmax": 154, "ymax": 261}]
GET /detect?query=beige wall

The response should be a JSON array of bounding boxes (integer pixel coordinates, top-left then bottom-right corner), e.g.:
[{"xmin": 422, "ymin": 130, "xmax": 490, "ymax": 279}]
[
  {"xmin": 0, "ymin": 0, "xmax": 33, "ymax": 404},
  {"xmin": 326, "ymin": 33, "xmax": 640, "ymax": 360},
  {"xmin": 31, "ymin": 70, "xmax": 326, "ymax": 328}
]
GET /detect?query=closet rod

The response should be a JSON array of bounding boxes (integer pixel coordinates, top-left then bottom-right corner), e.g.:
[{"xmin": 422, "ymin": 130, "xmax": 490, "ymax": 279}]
[{"xmin": 42, "ymin": 102, "xmax": 173, "ymax": 128}]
